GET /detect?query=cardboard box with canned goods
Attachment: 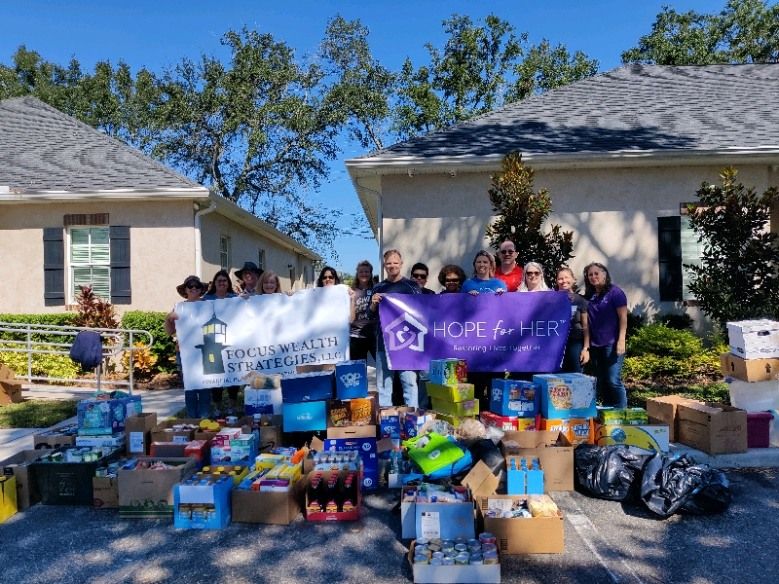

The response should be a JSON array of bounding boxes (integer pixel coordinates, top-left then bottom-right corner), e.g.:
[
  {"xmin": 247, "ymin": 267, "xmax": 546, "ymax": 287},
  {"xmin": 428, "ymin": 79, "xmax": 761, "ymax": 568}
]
[{"xmin": 475, "ymin": 494, "xmax": 564, "ymax": 554}]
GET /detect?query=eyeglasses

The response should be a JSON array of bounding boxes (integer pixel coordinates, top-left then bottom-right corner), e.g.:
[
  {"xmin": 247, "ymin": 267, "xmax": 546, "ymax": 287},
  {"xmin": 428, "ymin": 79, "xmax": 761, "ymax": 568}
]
[
  {"xmin": 499, "ymin": 249, "xmax": 515, "ymax": 254},
  {"xmin": 444, "ymin": 279, "xmax": 460, "ymax": 284},
  {"xmin": 322, "ymin": 275, "xmax": 335, "ymax": 280},
  {"xmin": 186, "ymin": 283, "xmax": 201, "ymax": 289},
  {"xmin": 412, "ymin": 273, "xmax": 427, "ymax": 279},
  {"xmin": 526, "ymin": 271, "xmax": 541, "ymax": 276}
]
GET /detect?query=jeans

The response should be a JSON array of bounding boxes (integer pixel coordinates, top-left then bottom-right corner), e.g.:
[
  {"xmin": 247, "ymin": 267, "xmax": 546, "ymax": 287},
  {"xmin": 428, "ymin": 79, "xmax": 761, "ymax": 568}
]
[
  {"xmin": 590, "ymin": 344, "xmax": 627, "ymax": 408},
  {"xmin": 562, "ymin": 339, "xmax": 584, "ymax": 373},
  {"xmin": 375, "ymin": 350, "xmax": 419, "ymax": 407},
  {"xmin": 185, "ymin": 388, "xmax": 211, "ymax": 418}
]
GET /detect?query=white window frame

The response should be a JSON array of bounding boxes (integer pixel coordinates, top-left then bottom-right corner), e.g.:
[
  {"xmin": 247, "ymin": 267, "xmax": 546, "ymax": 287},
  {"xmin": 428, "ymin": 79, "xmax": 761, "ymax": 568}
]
[
  {"xmin": 68, "ymin": 226, "xmax": 111, "ymax": 303},
  {"xmin": 219, "ymin": 235, "xmax": 232, "ymax": 270},
  {"xmin": 680, "ymin": 211, "xmax": 704, "ymax": 301},
  {"xmin": 258, "ymin": 248, "xmax": 266, "ymax": 271}
]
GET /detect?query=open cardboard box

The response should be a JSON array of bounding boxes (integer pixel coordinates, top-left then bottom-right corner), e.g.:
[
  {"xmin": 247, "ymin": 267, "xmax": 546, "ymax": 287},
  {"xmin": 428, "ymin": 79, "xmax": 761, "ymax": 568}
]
[
  {"xmin": 408, "ymin": 541, "xmax": 500, "ymax": 584},
  {"xmin": 501, "ymin": 430, "xmax": 574, "ymax": 491},
  {"xmin": 232, "ymin": 478, "xmax": 303, "ymax": 525},
  {"xmin": 677, "ymin": 402, "xmax": 748, "ymax": 454},
  {"xmin": 475, "ymin": 494, "xmax": 564, "ymax": 554},
  {"xmin": 645, "ymin": 395, "xmax": 700, "ymax": 443},
  {"xmin": 0, "ymin": 449, "xmax": 51, "ymax": 509}
]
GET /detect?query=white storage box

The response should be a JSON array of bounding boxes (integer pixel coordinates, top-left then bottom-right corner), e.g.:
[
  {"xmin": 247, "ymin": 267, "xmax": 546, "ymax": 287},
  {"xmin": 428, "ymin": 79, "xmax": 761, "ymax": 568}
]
[{"xmin": 727, "ymin": 320, "xmax": 779, "ymax": 359}]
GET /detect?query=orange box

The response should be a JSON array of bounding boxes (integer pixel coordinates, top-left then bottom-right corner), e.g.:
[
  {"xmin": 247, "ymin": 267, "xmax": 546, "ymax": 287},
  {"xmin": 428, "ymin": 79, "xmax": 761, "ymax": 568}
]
[{"xmin": 541, "ymin": 418, "xmax": 595, "ymax": 445}]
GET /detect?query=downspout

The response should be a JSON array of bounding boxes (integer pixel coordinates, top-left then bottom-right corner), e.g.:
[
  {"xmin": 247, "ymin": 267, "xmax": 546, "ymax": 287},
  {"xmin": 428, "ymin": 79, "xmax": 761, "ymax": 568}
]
[
  {"xmin": 194, "ymin": 199, "xmax": 217, "ymax": 279},
  {"xmin": 355, "ymin": 177, "xmax": 383, "ymax": 278}
]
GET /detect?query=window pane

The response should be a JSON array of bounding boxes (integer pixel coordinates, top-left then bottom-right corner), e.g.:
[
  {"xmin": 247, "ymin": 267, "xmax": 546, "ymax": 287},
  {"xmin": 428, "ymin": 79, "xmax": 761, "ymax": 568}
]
[
  {"xmin": 69, "ymin": 227, "xmax": 111, "ymax": 302},
  {"xmin": 681, "ymin": 217, "xmax": 703, "ymax": 300}
]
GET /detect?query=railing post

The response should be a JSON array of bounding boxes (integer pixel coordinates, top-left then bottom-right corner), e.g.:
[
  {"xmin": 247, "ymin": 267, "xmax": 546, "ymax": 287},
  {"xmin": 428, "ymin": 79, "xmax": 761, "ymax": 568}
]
[
  {"xmin": 25, "ymin": 324, "xmax": 33, "ymax": 382},
  {"xmin": 128, "ymin": 330, "xmax": 134, "ymax": 395}
]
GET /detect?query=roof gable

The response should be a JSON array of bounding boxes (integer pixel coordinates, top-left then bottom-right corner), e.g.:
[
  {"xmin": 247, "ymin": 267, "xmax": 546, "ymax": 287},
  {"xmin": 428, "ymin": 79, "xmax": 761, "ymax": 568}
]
[
  {"xmin": 0, "ymin": 96, "xmax": 204, "ymax": 192},
  {"xmin": 360, "ymin": 63, "xmax": 779, "ymax": 161}
]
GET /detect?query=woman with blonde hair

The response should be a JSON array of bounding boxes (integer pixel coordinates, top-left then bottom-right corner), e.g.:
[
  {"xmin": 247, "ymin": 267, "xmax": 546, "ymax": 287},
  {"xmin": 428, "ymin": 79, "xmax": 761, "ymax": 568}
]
[
  {"xmin": 461, "ymin": 250, "xmax": 507, "ymax": 295},
  {"xmin": 555, "ymin": 266, "xmax": 590, "ymax": 373},
  {"xmin": 258, "ymin": 270, "xmax": 282, "ymax": 294},
  {"xmin": 518, "ymin": 261, "xmax": 550, "ymax": 292}
]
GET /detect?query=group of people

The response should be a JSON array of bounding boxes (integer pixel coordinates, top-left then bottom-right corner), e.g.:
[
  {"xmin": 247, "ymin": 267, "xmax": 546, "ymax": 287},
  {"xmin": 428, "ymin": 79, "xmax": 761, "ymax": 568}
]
[
  {"xmin": 351, "ymin": 243, "xmax": 628, "ymax": 412},
  {"xmin": 167, "ymin": 242, "xmax": 628, "ymax": 419}
]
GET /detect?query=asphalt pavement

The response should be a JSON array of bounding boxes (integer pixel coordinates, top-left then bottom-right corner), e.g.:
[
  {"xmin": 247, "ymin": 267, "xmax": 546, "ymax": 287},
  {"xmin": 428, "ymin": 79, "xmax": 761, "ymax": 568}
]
[{"xmin": 2, "ymin": 384, "xmax": 779, "ymax": 583}]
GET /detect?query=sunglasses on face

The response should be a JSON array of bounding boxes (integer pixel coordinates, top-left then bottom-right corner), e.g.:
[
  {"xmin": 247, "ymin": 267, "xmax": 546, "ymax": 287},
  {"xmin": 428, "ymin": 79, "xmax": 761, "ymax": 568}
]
[
  {"xmin": 186, "ymin": 283, "xmax": 201, "ymax": 289},
  {"xmin": 526, "ymin": 271, "xmax": 541, "ymax": 276},
  {"xmin": 499, "ymin": 249, "xmax": 515, "ymax": 255},
  {"xmin": 322, "ymin": 275, "xmax": 335, "ymax": 280},
  {"xmin": 445, "ymin": 279, "xmax": 460, "ymax": 284},
  {"xmin": 412, "ymin": 273, "xmax": 427, "ymax": 279}
]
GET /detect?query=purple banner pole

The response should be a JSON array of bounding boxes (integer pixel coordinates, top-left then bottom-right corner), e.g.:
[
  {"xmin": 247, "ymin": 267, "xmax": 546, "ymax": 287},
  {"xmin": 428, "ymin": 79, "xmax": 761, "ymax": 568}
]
[{"xmin": 378, "ymin": 291, "xmax": 571, "ymax": 372}]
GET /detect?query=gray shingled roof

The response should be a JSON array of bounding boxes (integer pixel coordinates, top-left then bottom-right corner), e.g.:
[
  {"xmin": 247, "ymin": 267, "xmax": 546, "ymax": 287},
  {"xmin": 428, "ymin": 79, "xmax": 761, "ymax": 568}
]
[
  {"xmin": 0, "ymin": 96, "xmax": 205, "ymax": 192},
  {"xmin": 364, "ymin": 63, "xmax": 779, "ymax": 161}
]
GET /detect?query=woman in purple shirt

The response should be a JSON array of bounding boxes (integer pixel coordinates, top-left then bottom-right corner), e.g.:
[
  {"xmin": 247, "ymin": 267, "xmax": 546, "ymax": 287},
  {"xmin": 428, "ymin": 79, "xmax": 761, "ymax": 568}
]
[{"xmin": 584, "ymin": 262, "xmax": 628, "ymax": 408}]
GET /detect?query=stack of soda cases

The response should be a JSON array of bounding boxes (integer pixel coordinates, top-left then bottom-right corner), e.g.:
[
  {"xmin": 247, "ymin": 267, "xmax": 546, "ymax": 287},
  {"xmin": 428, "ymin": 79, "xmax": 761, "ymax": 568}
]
[{"xmin": 306, "ymin": 470, "xmax": 359, "ymax": 514}]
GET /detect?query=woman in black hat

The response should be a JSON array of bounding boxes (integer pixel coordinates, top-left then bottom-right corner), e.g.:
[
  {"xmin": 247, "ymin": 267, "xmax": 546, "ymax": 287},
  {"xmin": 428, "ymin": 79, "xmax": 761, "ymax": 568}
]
[
  {"xmin": 165, "ymin": 276, "xmax": 210, "ymax": 418},
  {"xmin": 235, "ymin": 261, "xmax": 263, "ymax": 296}
]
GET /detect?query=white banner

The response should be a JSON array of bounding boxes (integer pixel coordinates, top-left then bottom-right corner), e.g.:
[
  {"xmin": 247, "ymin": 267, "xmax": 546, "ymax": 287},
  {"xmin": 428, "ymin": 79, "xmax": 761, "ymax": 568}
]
[{"xmin": 176, "ymin": 286, "xmax": 351, "ymax": 390}]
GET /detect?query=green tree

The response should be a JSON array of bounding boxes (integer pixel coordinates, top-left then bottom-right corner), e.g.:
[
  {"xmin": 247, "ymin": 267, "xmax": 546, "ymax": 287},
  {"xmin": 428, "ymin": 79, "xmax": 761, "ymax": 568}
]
[
  {"xmin": 485, "ymin": 153, "xmax": 574, "ymax": 286},
  {"xmin": 622, "ymin": 0, "xmax": 779, "ymax": 64},
  {"xmin": 685, "ymin": 167, "xmax": 779, "ymax": 326},
  {"xmin": 508, "ymin": 40, "xmax": 598, "ymax": 101}
]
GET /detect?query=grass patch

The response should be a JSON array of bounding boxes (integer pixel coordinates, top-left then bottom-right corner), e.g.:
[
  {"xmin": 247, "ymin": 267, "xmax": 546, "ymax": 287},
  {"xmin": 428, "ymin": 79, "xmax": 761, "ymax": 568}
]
[{"xmin": 0, "ymin": 400, "xmax": 78, "ymax": 428}]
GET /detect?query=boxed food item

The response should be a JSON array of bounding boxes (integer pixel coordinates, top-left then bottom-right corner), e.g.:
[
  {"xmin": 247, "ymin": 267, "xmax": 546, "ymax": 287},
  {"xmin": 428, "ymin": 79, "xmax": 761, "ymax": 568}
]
[
  {"xmin": 174, "ymin": 475, "xmax": 232, "ymax": 529},
  {"xmin": 305, "ymin": 468, "xmax": 362, "ymax": 521},
  {"xmin": 431, "ymin": 397, "xmax": 479, "ymax": 417},
  {"xmin": 322, "ymin": 436, "xmax": 378, "ymax": 490},
  {"xmin": 210, "ymin": 433, "xmax": 258, "ymax": 465},
  {"xmin": 244, "ymin": 387, "xmax": 283, "ymax": 416},
  {"xmin": 335, "ymin": 360, "xmax": 369, "ymax": 399},
  {"xmin": 475, "ymin": 494, "xmax": 564, "ymax": 554},
  {"xmin": 595, "ymin": 423, "xmax": 670, "ymax": 452},
  {"xmin": 677, "ymin": 402, "xmax": 747, "ymax": 454},
  {"xmin": 533, "ymin": 374, "xmax": 596, "ymax": 419},
  {"xmin": 379, "ymin": 406, "xmax": 416, "ymax": 439},
  {"xmin": 282, "ymin": 400, "xmax": 328, "ymax": 432},
  {"xmin": 328, "ymin": 396, "xmax": 377, "ymax": 427},
  {"xmin": 501, "ymin": 430, "xmax": 574, "ymax": 491},
  {"xmin": 645, "ymin": 395, "xmax": 700, "ymax": 443},
  {"xmin": 76, "ymin": 394, "xmax": 142, "ymax": 436},
  {"xmin": 727, "ymin": 319, "xmax": 779, "ymax": 359},
  {"xmin": 0, "ymin": 449, "xmax": 51, "ymax": 509},
  {"xmin": 428, "ymin": 358, "xmax": 468, "ymax": 386},
  {"xmin": 281, "ymin": 371, "xmax": 334, "ymax": 403},
  {"xmin": 490, "ymin": 379, "xmax": 539, "ymax": 418},
  {"xmin": 426, "ymin": 383, "xmax": 475, "ymax": 403},
  {"xmin": 480, "ymin": 411, "xmax": 520, "ymax": 432},
  {"xmin": 541, "ymin": 418, "xmax": 595, "ymax": 446},
  {"xmin": 0, "ymin": 475, "xmax": 18, "ymax": 523},
  {"xmin": 720, "ymin": 353, "xmax": 779, "ymax": 382}
]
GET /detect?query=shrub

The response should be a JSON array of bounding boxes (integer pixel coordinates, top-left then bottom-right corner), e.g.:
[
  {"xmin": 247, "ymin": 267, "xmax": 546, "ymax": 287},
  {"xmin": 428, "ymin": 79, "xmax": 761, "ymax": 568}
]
[
  {"xmin": 0, "ymin": 313, "xmax": 79, "ymax": 344},
  {"xmin": 0, "ymin": 349, "xmax": 81, "ymax": 379},
  {"xmin": 627, "ymin": 323, "xmax": 703, "ymax": 359},
  {"xmin": 121, "ymin": 311, "xmax": 177, "ymax": 374},
  {"xmin": 74, "ymin": 285, "xmax": 118, "ymax": 329}
]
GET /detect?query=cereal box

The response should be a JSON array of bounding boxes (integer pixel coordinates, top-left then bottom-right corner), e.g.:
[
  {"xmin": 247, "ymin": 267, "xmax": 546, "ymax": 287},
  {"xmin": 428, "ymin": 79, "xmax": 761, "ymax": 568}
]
[{"xmin": 533, "ymin": 374, "xmax": 597, "ymax": 419}]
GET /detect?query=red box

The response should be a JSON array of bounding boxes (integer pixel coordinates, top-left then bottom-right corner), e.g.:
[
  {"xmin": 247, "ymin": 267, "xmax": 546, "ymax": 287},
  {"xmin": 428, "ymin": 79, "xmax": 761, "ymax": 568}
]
[
  {"xmin": 184, "ymin": 440, "xmax": 211, "ymax": 468},
  {"xmin": 747, "ymin": 412, "xmax": 772, "ymax": 448}
]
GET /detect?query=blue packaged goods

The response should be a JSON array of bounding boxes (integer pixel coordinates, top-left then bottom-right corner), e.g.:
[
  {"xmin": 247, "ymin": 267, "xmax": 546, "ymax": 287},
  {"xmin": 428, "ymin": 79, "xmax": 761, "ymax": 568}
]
[
  {"xmin": 428, "ymin": 358, "xmax": 468, "ymax": 385},
  {"xmin": 77, "ymin": 394, "xmax": 142, "ymax": 436},
  {"xmin": 533, "ymin": 373, "xmax": 597, "ymax": 419},
  {"xmin": 335, "ymin": 360, "xmax": 369, "ymax": 399},
  {"xmin": 174, "ymin": 475, "xmax": 232, "ymax": 529},
  {"xmin": 281, "ymin": 371, "xmax": 334, "ymax": 403},
  {"xmin": 323, "ymin": 437, "xmax": 378, "ymax": 490},
  {"xmin": 490, "ymin": 379, "xmax": 539, "ymax": 418},
  {"xmin": 282, "ymin": 401, "xmax": 327, "ymax": 432}
]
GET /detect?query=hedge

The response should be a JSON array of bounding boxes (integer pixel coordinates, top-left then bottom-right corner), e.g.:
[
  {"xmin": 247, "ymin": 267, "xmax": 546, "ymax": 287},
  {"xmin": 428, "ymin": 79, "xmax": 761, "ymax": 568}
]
[{"xmin": 120, "ymin": 311, "xmax": 177, "ymax": 374}]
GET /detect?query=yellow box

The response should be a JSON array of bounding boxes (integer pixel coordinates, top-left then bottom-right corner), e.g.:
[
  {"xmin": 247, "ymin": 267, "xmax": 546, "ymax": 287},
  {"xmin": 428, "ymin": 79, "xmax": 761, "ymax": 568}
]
[
  {"xmin": 595, "ymin": 424, "xmax": 670, "ymax": 452},
  {"xmin": 431, "ymin": 397, "xmax": 479, "ymax": 417},
  {"xmin": 426, "ymin": 383, "xmax": 476, "ymax": 402},
  {"xmin": 0, "ymin": 475, "xmax": 18, "ymax": 523}
]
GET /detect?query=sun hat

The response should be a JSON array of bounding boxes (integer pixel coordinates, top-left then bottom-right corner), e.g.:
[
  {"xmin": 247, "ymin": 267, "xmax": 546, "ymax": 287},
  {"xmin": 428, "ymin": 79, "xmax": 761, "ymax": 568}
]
[
  {"xmin": 176, "ymin": 275, "xmax": 206, "ymax": 298},
  {"xmin": 235, "ymin": 261, "xmax": 263, "ymax": 280}
]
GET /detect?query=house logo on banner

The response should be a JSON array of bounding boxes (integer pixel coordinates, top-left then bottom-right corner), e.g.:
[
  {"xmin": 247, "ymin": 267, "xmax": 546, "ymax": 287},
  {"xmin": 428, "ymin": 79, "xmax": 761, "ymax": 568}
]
[{"xmin": 385, "ymin": 312, "xmax": 428, "ymax": 352}]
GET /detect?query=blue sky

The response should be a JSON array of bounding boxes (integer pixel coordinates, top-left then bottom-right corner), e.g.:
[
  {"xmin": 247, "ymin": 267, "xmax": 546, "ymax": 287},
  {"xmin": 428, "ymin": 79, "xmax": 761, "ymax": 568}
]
[{"xmin": 1, "ymin": 0, "xmax": 724, "ymax": 274}]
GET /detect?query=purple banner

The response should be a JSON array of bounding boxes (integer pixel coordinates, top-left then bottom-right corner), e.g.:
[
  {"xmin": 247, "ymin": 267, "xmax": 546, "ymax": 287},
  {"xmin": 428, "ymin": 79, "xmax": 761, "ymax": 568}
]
[{"xmin": 378, "ymin": 291, "xmax": 571, "ymax": 372}]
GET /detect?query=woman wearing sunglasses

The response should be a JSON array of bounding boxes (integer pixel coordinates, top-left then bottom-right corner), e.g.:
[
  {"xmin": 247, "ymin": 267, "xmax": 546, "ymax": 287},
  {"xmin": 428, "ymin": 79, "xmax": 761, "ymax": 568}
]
[
  {"xmin": 316, "ymin": 266, "xmax": 341, "ymax": 287},
  {"xmin": 437, "ymin": 264, "xmax": 467, "ymax": 293},
  {"xmin": 518, "ymin": 261, "xmax": 550, "ymax": 292}
]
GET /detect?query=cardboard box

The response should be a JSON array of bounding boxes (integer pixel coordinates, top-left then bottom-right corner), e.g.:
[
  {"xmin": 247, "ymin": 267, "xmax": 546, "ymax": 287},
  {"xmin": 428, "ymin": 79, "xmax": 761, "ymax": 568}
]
[
  {"xmin": 210, "ymin": 433, "xmax": 258, "ymax": 465},
  {"xmin": 595, "ymin": 423, "xmax": 670, "ymax": 452},
  {"xmin": 431, "ymin": 397, "xmax": 479, "ymax": 417},
  {"xmin": 645, "ymin": 395, "xmax": 700, "ymax": 443},
  {"xmin": 150, "ymin": 442, "xmax": 188, "ymax": 458},
  {"xmin": 727, "ymin": 319, "xmax": 779, "ymax": 359},
  {"xmin": 379, "ymin": 406, "xmax": 416, "ymax": 439},
  {"xmin": 33, "ymin": 427, "xmax": 77, "ymax": 450},
  {"xmin": 426, "ymin": 383, "xmax": 475, "ymax": 402},
  {"xmin": 151, "ymin": 419, "xmax": 201, "ymax": 444},
  {"xmin": 335, "ymin": 360, "xmax": 369, "ymax": 399},
  {"xmin": 282, "ymin": 401, "xmax": 327, "ymax": 432},
  {"xmin": 479, "ymin": 411, "xmax": 519, "ymax": 432},
  {"xmin": 75, "ymin": 433, "xmax": 125, "ymax": 449},
  {"xmin": 281, "ymin": 371, "xmax": 334, "ymax": 403},
  {"xmin": 92, "ymin": 476, "xmax": 119, "ymax": 509},
  {"xmin": 76, "ymin": 395, "xmax": 142, "ymax": 436},
  {"xmin": 323, "ymin": 435, "xmax": 378, "ymax": 490},
  {"xmin": 126, "ymin": 413, "xmax": 158, "ymax": 455},
  {"xmin": 327, "ymin": 396, "xmax": 377, "ymax": 427},
  {"xmin": 677, "ymin": 402, "xmax": 748, "ymax": 454},
  {"xmin": 401, "ymin": 485, "xmax": 475, "ymax": 540},
  {"xmin": 0, "ymin": 475, "xmax": 18, "ymax": 522},
  {"xmin": 533, "ymin": 374, "xmax": 597, "ymax": 419},
  {"xmin": 490, "ymin": 379, "xmax": 538, "ymax": 418},
  {"xmin": 174, "ymin": 476, "xmax": 232, "ymax": 529},
  {"xmin": 232, "ymin": 479, "xmax": 302, "ymax": 525},
  {"xmin": 720, "ymin": 353, "xmax": 779, "ymax": 382},
  {"xmin": 408, "ymin": 541, "xmax": 500, "ymax": 584},
  {"xmin": 0, "ymin": 364, "xmax": 23, "ymax": 405},
  {"xmin": 118, "ymin": 457, "xmax": 196, "ymax": 518},
  {"xmin": 428, "ymin": 358, "xmax": 468, "ymax": 386},
  {"xmin": 32, "ymin": 448, "xmax": 118, "ymax": 505},
  {"xmin": 475, "ymin": 495, "xmax": 564, "ymax": 554},
  {"xmin": 541, "ymin": 418, "xmax": 595, "ymax": 446},
  {"xmin": 501, "ymin": 431, "xmax": 574, "ymax": 491},
  {"xmin": 0, "ymin": 449, "xmax": 51, "ymax": 510}
]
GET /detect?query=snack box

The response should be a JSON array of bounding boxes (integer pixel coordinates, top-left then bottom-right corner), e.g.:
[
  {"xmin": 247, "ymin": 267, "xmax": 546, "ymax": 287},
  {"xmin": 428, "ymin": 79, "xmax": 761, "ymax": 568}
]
[
  {"xmin": 533, "ymin": 374, "xmax": 596, "ymax": 419},
  {"xmin": 428, "ymin": 358, "xmax": 468, "ymax": 386},
  {"xmin": 490, "ymin": 379, "xmax": 539, "ymax": 418}
]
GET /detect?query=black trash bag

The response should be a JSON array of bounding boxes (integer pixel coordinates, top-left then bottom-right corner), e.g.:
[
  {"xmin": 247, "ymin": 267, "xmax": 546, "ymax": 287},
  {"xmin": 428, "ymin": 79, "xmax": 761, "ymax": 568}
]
[
  {"xmin": 640, "ymin": 452, "xmax": 732, "ymax": 518},
  {"xmin": 574, "ymin": 444, "xmax": 652, "ymax": 501}
]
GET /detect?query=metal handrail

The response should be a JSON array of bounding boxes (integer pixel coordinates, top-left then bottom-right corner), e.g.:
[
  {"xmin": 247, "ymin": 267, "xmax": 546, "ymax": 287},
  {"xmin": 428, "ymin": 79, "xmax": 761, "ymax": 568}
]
[{"xmin": 0, "ymin": 321, "xmax": 154, "ymax": 393}]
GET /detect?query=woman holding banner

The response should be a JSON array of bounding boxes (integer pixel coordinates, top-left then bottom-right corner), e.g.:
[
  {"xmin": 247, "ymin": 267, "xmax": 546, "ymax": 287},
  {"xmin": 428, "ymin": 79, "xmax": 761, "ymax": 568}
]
[
  {"xmin": 350, "ymin": 260, "xmax": 377, "ymax": 361},
  {"xmin": 518, "ymin": 261, "xmax": 551, "ymax": 292},
  {"xmin": 202, "ymin": 269, "xmax": 239, "ymax": 416},
  {"xmin": 461, "ymin": 250, "xmax": 507, "ymax": 295},
  {"xmin": 584, "ymin": 262, "xmax": 628, "ymax": 408},
  {"xmin": 437, "ymin": 264, "xmax": 466, "ymax": 293},
  {"xmin": 555, "ymin": 267, "xmax": 590, "ymax": 373}
]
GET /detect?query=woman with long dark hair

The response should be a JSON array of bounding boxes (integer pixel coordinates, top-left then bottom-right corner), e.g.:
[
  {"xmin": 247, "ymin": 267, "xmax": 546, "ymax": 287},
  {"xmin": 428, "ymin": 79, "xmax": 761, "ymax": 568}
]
[{"xmin": 349, "ymin": 260, "xmax": 377, "ymax": 361}]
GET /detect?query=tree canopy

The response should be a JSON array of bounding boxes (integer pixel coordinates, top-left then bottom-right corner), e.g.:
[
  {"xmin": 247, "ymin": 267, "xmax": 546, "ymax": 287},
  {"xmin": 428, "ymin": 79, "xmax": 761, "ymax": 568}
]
[{"xmin": 622, "ymin": 0, "xmax": 779, "ymax": 65}]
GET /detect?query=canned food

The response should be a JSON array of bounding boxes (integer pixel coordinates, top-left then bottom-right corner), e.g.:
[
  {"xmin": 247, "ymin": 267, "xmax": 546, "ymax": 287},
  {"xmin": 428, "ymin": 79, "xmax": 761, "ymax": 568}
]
[
  {"xmin": 479, "ymin": 532, "xmax": 496, "ymax": 544},
  {"xmin": 454, "ymin": 543, "xmax": 468, "ymax": 552},
  {"xmin": 454, "ymin": 552, "xmax": 470, "ymax": 565}
]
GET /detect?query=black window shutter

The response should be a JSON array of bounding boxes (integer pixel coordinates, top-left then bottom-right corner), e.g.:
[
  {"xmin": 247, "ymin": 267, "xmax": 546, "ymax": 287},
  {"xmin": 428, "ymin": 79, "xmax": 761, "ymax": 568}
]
[
  {"xmin": 43, "ymin": 227, "xmax": 65, "ymax": 306},
  {"xmin": 110, "ymin": 225, "xmax": 131, "ymax": 304},
  {"xmin": 658, "ymin": 216, "xmax": 683, "ymax": 301}
]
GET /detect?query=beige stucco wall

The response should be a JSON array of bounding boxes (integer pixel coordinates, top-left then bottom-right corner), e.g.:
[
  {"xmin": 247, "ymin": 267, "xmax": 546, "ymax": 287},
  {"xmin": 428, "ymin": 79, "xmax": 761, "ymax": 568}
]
[
  {"xmin": 378, "ymin": 161, "xmax": 778, "ymax": 327},
  {"xmin": 200, "ymin": 213, "xmax": 316, "ymax": 292},
  {"xmin": 0, "ymin": 199, "xmax": 196, "ymax": 314}
]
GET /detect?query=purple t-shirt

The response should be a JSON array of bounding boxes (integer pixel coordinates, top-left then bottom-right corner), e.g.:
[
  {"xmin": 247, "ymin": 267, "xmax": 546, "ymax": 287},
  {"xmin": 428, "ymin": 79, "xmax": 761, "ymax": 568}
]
[{"xmin": 587, "ymin": 285, "xmax": 627, "ymax": 347}]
